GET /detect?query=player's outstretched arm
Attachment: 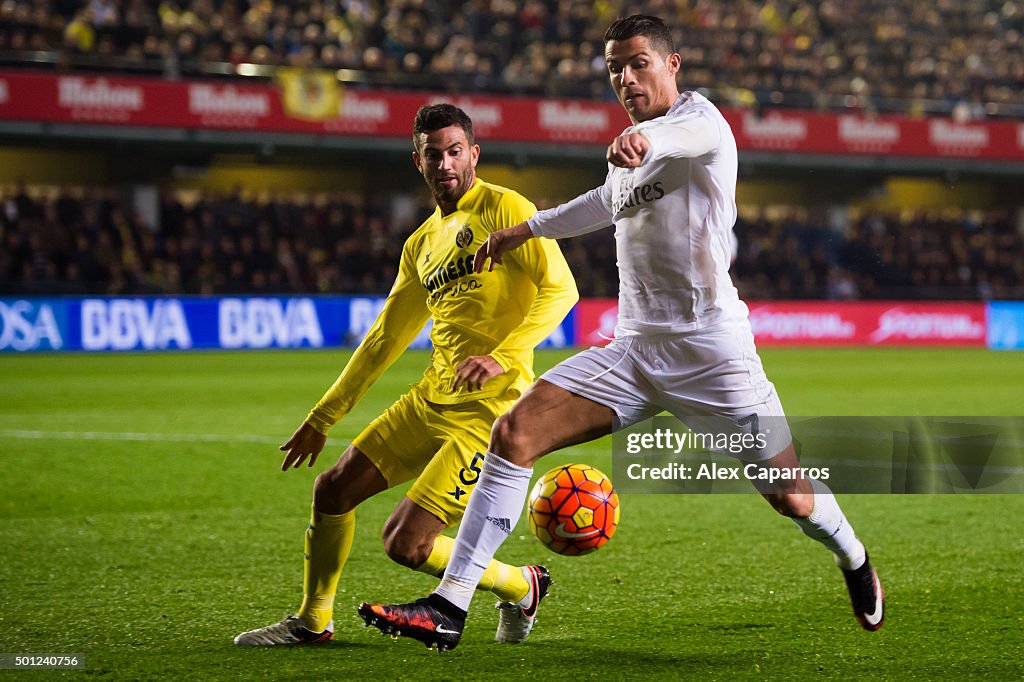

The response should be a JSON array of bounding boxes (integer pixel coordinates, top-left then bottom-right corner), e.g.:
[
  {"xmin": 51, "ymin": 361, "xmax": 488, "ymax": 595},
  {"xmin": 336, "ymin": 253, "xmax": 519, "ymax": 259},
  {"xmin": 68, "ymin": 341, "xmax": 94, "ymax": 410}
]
[
  {"xmin": 473, "ymin": 221, "xmax": 534, "ymax": 272},
  {"xmin": 279, "ymin": 421, "xmax": 328, "ymax": 471},
  {"xmin": 295, "ymin": 238, "xmax": 430, "ymax": 464}
]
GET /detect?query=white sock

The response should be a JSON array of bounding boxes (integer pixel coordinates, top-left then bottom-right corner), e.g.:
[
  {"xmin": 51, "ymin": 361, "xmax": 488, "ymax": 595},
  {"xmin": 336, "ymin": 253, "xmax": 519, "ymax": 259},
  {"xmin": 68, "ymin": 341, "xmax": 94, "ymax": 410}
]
[
  {"xmin": 435, "ymin": 453, "xmax": 532, "ymax": 611},
  {"xmin": 792, "ymin": 478, "xmax": 866, "ymax": 571}
]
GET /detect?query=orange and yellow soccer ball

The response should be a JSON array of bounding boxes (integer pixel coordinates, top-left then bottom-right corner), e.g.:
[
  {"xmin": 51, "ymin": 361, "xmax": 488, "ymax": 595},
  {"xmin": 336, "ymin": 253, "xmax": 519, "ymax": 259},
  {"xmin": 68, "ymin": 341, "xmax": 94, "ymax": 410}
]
[{"xmin": 527, "ymin": 464, "xmax": 620, "ymax": 556}]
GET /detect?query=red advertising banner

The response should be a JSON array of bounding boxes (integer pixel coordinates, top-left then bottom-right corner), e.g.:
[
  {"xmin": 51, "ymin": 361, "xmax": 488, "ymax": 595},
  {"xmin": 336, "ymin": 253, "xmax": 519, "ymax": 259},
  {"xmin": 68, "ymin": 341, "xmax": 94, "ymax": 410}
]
[
  {"xmin": 1, "ymin": 70, "xmax": 1022, "ymax": 161},
  {"xmin": 575, "ymin": 298, "xmax": 620, "ymax": 347},
  {"xmin": 575, "ymin": 300, "xmax": 987, "ymax": 347}
]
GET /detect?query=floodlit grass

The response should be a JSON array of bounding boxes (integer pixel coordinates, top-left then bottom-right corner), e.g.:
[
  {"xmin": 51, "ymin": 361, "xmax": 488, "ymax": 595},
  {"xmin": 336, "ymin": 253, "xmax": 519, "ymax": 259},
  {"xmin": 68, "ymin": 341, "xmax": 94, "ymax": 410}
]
[{"xmin": 1, "ymin": 348, "xmax": 1022, "ymax": 679}]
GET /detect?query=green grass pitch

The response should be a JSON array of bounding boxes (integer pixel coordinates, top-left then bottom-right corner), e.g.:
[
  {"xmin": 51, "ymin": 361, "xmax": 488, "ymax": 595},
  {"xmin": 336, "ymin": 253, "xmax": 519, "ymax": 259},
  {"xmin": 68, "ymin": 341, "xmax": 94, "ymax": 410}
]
[{"xmin": 1, "ymin": 348, "xmax": 1022, "ymax": 680}]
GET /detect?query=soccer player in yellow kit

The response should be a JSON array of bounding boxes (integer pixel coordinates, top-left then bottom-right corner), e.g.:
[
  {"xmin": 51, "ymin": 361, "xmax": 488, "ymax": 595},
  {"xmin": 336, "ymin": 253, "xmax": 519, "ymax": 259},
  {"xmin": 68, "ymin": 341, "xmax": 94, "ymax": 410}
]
[{"xmin": 234, "ymin": 103, "xmax": 578, "ymax": 647}]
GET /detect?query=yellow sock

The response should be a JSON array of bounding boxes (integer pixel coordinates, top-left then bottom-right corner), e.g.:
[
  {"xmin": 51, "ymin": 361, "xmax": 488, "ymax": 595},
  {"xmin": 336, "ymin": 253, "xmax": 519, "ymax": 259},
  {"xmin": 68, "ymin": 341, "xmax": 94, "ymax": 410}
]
[
  {"xmin": 296, "ymin": 505, "xmax": 355, "ymax": 632},
  {"xmin": 418, "ymin": 534, "xmax": 530, "ymax": 603}
]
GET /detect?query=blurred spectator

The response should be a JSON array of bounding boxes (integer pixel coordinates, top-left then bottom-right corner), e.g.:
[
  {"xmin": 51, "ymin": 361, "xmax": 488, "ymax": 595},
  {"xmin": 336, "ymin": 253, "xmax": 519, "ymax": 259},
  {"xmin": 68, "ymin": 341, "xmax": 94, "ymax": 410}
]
[
  {"xmin": 1, "ymin": 0, "xmax": 1022, "ymax": 117},
  {"xmin": 0, "ymin": 184, "xmax": 410, "ymax": 296},
  {"xmin": 730, "ymin": 207, "xmax": 1024, "ymax": 300},
  {"xmin": 5, "ymin": 182, "xmax": 1020, "ymax": 300}
]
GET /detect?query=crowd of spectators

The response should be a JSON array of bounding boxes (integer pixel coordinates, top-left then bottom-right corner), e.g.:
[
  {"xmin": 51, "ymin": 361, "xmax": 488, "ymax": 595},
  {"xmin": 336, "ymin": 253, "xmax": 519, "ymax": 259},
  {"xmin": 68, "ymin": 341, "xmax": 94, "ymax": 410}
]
[
  {"xmin": 1, "ymin": 0, "xmax": 1022, "ymax": 117},
  {"xmin": 0, "ymin": 183, "xmax": 416, "ymax": 295},
  {"xmin": 3, "ymin": 183, "xmax": 1022, "ymax": 301},
  {"xmin": 731, "ymin": 207, "xmax": 1024, "ymax": 300}
]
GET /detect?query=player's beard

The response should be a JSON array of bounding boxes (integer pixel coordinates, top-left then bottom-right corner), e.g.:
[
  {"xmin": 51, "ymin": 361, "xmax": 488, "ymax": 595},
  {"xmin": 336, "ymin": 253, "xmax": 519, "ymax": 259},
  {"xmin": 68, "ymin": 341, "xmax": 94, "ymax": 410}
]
[{"xmin": 433, "ymin": 167, "xmax": 474, "ymax": 206}]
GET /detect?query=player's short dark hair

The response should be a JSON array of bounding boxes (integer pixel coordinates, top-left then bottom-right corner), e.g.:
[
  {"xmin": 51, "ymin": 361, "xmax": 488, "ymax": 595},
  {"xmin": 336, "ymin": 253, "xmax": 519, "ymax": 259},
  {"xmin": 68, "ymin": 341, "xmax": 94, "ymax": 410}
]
[
  {"xmin": 604, "ymin": 15, "xmax": 676, "ymax": 57},
  {"xmin": 413, "ymin": 103, "xmax": 475, "ymax": 148}
]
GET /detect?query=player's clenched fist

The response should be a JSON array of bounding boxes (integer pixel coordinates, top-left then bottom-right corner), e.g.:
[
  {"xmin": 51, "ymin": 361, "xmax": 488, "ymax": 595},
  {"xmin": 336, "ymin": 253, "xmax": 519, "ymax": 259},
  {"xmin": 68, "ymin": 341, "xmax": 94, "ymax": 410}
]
[{"xmin": 607, "ymin": 131, "xmax": 649, "ymax": 168}]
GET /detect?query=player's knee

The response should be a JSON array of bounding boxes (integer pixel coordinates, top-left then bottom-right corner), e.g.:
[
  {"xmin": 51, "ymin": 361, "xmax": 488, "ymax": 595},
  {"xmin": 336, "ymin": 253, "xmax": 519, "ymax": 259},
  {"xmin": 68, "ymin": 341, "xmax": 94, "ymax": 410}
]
[
  {"xmin": 766, "ymin": 492, "xmax": 815, "ymax": 518},
  {"xmin": 490, "ymin": 410, "xmax": 536, "ymax": 465},
  {"xmin": 381, "ymin": 523, "xmax": 431, "ymax": 569},
  {"xmin": 313, "ymin": 468, "xmax": 358, "ymax": 515}
]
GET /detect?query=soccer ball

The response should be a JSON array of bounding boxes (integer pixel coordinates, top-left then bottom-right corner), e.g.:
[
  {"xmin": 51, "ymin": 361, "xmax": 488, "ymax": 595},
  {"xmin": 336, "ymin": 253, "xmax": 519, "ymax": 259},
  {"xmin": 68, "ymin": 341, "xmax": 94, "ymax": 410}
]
[{"xmin": 527, "ymin": 464, "xmax": 619, "ymax": 556}]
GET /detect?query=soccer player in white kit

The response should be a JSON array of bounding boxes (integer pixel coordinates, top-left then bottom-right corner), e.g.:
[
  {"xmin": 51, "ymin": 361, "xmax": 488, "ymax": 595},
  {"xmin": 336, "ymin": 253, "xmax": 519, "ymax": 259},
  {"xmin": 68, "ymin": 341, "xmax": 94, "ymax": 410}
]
[{"xmin": 360, "ymin": 15, "xmax": 885, "ymax": 649}]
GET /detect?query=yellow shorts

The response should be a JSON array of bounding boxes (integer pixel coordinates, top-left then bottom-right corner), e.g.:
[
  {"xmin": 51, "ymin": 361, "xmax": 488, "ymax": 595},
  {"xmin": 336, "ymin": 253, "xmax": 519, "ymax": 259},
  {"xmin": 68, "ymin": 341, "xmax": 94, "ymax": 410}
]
[{"xmin": 352, "ymin": 388, "xmax": 517, "ymax": 527}]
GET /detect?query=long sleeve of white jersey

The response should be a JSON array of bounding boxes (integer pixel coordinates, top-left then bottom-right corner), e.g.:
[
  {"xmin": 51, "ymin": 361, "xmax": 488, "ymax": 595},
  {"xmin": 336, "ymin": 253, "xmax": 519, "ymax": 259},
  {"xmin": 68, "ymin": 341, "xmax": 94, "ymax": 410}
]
[
  {"xmin": 527, "ymin": 184, "xmax": 614, "ymax": 239},
  {"xmin": 635, "ymin": 107, "xmax": 722, "ymax": 161},
  {"xmin": 528, "ymin": 91, "xmax": 746, "ymax": 335}
]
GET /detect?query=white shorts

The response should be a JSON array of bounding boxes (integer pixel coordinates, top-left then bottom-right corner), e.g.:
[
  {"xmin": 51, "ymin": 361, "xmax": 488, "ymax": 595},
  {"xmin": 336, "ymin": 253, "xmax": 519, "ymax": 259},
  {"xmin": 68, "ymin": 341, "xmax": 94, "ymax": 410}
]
[{"xmin": 541, "ymin": 320, "xmax": 792, "ymax": 461}]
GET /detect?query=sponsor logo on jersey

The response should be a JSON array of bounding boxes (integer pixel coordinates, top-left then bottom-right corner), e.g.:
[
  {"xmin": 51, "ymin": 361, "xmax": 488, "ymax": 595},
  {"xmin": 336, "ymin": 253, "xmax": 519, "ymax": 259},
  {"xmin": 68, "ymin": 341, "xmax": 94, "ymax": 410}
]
[
  {"xmin": 423, "ymin": 255, "xmax": 476, "ymax": 293},
  {"xmin": 430, "ymin": 278, "xmax": 482, "ymax": 304},
  {"xmin": 614, "ymin": 181, "xmax": 664, "ymax": 213}
]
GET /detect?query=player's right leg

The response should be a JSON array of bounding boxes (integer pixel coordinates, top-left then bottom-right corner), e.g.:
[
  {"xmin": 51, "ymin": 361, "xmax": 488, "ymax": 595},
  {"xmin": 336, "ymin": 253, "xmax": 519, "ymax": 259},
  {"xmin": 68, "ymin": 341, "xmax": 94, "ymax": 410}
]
[
  {"xmin": 234, "ymin": 445, "xmax": 388, "ymax": 646},
  {"xmin": 359, "ymin": 377, "xmax": 618, "ymax": 649},
  {"xmin": 236, "ymin": 391, "xmax": 431, "ymax": 647}
]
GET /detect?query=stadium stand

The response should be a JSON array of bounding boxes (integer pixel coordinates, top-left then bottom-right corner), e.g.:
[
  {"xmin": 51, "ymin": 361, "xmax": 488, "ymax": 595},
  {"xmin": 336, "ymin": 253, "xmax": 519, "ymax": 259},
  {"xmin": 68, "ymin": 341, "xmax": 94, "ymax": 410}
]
[
  {"xmin": 0, "ymin": 185, "xmax": 409, "ymax": 295},
  {"xmin": 731, "ymin": 207, "xmax": 1024, "ymax": 300},
  {"xmin": 1, "ymin": 0, "xmax": 1022, "ymax": 117},
  {"xmin": 2, "ymin": 3, "xmax": 1021, "ymax": 301},
  {"xmin": 2, "ymin": 183, "xmax": 1021, "ymax": 300}
]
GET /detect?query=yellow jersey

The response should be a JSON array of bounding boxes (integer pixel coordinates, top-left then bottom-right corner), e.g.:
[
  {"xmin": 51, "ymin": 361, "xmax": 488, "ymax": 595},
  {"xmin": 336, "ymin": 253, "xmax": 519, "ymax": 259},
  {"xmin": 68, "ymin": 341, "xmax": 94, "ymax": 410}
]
[{"xmin": 305, "ymin": 178, "xmax": 578, "ymax": 434}]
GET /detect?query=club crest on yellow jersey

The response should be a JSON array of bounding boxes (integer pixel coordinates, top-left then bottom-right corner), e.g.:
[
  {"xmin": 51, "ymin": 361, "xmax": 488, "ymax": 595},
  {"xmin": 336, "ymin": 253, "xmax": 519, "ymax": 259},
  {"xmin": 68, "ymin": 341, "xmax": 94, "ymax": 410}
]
[{"xmin": 455, "ymin": 225, "xmax": 474, "ymax": 249}]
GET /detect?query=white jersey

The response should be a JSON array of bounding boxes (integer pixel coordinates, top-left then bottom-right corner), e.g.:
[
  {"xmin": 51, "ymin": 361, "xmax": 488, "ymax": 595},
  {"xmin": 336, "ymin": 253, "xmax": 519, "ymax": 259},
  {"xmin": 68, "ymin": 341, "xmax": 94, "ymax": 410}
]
[{"xmin": 529, "ymin": 91, "xmax": 747, "ymax": 336}]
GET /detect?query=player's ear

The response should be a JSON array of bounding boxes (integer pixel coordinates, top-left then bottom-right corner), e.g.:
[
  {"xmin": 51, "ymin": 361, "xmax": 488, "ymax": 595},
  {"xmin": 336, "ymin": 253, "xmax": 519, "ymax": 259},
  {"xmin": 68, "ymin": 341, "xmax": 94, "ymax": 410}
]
[
  {"xmin": 470, "ymin": 143, "xmax": 480, "ymax": 168},
  {"xmin": 666, "ymin": 52, "xmax": 681, "ymax": 76},
  {"xmin": 412, "ymin": 150, "xmax": 422, "ymax": 172}
]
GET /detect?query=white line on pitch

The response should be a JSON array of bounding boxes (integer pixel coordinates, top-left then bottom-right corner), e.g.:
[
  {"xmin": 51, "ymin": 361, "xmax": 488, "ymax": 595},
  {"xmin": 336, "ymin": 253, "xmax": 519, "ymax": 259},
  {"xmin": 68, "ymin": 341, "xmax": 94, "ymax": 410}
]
[{"xmin": 0, "ymin": 429, "xmax": 286, "ymax": 444}]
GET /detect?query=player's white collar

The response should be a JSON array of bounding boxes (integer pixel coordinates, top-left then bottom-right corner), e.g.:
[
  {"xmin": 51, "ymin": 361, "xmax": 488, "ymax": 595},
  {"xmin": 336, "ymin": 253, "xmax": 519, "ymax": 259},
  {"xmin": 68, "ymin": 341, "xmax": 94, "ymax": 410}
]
[{"xmin": 667, "ymin": 91, "xmax": 694, "ymax": 116}]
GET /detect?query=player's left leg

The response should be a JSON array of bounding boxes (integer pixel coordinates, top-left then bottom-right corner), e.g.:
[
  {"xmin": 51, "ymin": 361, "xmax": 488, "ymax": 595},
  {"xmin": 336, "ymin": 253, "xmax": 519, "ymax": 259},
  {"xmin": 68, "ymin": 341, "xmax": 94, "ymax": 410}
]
[
  {"xmin": 379, "ymin": 395, "xmax": 551, "ymax": 644},
  {"xmin": 752, "ymin": 446, "xmax": 884, "ymax": 631},
  {"xmin": 658, "ymin": 323, "xmax": 884, "ymax": 631},
  {"xmin": 379, "ymin": 496, "xmax": 550, "ymax": 644},
  {"xmin": 381, "ymin": 497, "xmax": 531, "ymax": 604}
]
